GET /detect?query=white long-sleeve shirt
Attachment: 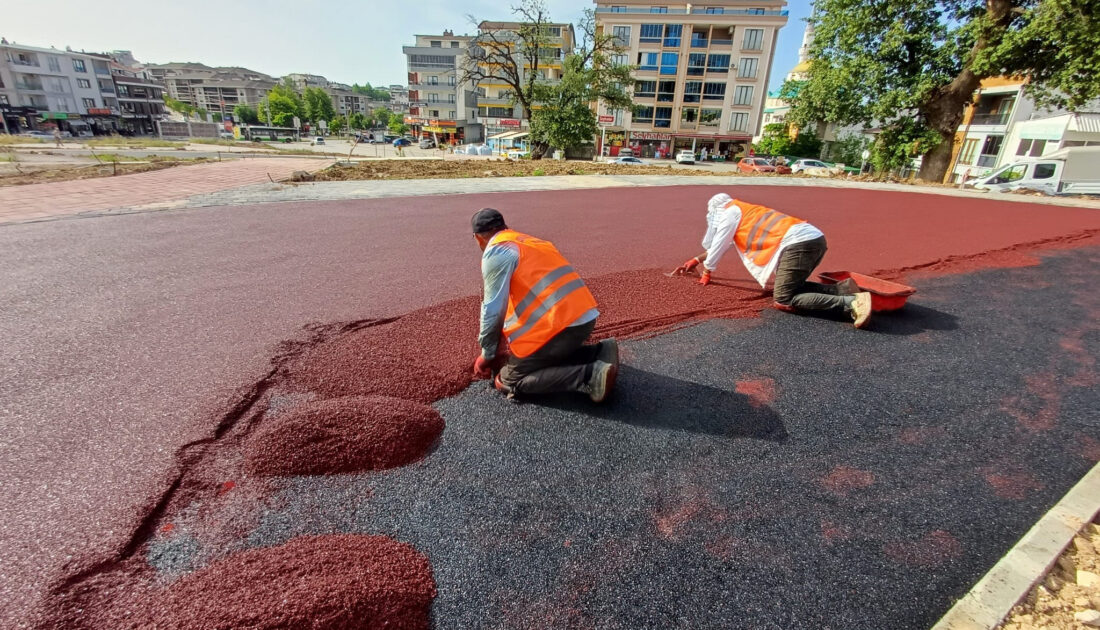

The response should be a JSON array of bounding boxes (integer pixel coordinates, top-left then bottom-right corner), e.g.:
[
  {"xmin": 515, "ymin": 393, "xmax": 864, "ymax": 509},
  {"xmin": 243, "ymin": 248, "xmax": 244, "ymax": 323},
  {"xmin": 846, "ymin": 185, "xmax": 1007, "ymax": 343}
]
[{"xmin": 702, "ymin": 196, "xmax": 824, "ymax": 287}]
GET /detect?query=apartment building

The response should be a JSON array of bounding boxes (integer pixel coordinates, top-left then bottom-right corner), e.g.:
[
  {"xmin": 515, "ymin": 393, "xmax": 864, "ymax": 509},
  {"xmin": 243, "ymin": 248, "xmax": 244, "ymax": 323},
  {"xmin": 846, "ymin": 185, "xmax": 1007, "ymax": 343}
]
[
  {"xmin": 97, "ymin": 53, "xmax": 164, "ymax": 134},
  {"xmin": 473, "ymin": 20, "xmax": 575, "ymax": 142},
  {"xmin": 147, "ymin": 62, "xmax": 276, "ymax": 119},
  {"xmin": 0, "ymin": 42, "xmax": 119, "ymax": 134},
  {"xmin": 403, "ymin": 31, "xmax": 482, "ymax": 143},
  {"xmin": 388, "ymin": 84, "xmax": 410, "ymax": 114},
  {"xmin": 593, "ymin": 0, "xmax": 788, "ymax": 159}
]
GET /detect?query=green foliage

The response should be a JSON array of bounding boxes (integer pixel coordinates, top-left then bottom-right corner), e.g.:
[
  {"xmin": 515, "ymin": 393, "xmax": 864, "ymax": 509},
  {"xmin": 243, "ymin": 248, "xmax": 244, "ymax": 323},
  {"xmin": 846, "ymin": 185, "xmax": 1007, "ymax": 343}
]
[
  {"xmin": 163, "ymin": 96, "xmax": 195, "ymax": 119},
  {"xmin": 260, "ymin": 84, "xmax": 306, "ymax": 127},
  {"xmin": 302, "ymin": 87, "xmax": 336, "ymax": 124},
  {"xmin": 752, "ymin": 123, "xmax": 822, "ymax": 159},
  {"xmin": 212, "ymin": 113, "xmax": 223, "ymax": 122},
  {"xmin": 351, "ymin": 83, "xmax": 391, "ymax": 101},
  {"xmin": 870, "ymin": 119, "xmax": 941, "ymax": 173},
  {"xmin": 787, "ymin": 0, "xmax": 1100, "ymax": 180},
  {"xmin": 826, "ymin": 132, "xmax": 873, "ymax": 165},
  {"xmin": 348, "ymin": 112, "xmax": 368, "ymax": 130},
  {"xmin": 371, "ymin": 107, "xmax": 393, "ymax": 128},
  {"xmin": 328, "ymin": 115, "xmax": 347, "ymax": 134},
  {"xmin": 533, "ymin": 168, "xmax": 546, "ymax": 176},
  {"xmin": 387, "ymin": 112, "xmax": 408, "ymax": 135},
  {"xmin": 233, "ymin": 104, "xmax": 260, "ymax": 125}
]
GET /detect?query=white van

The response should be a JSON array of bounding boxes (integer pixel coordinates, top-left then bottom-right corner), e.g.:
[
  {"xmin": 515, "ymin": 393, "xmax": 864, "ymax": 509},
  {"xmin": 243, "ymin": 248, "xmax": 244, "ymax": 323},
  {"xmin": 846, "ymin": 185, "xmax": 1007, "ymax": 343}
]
[{"xmin": 965, "ymin": 146, "xmax": 1100, "ymax": 196}]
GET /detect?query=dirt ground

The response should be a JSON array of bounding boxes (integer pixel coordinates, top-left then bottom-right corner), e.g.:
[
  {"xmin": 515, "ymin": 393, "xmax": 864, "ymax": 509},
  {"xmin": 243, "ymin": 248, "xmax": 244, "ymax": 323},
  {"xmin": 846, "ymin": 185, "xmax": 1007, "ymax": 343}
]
[
  {"xmin": 311, "ymin": 158, "xmax": 751, "ymax": 181},
  {"xmin": 0, "ymin": 157, "xmax": 205, "ymax": 187},
  {"xmin": 999, "ymin": 518, "xmax": 1100, "ymax": 630}
]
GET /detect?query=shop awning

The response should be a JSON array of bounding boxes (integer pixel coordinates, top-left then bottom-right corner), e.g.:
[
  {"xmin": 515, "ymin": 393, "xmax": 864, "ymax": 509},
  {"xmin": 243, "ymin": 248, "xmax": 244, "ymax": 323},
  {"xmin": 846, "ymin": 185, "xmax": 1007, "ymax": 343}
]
[
  {"xmin": 510, "ymin": 132, "xmax": 530, "ymax": 139},
  {"xmin": 487, "ymin": 131, "xmax": 515, "ymax": 140}
]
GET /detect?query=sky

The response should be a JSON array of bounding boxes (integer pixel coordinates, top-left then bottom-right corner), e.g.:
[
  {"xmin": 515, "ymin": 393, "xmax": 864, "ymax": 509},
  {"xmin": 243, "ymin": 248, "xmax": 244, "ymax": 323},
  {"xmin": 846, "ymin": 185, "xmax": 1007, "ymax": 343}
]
[{"xmin": 2, "ymin": 0, "xmax": 811, "ymax": 92}]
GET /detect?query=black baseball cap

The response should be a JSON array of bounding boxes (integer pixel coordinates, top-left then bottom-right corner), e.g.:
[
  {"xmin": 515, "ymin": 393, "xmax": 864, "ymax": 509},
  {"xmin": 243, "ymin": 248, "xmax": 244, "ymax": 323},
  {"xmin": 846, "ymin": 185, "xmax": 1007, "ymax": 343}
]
[{"xmin": 471, "ymin": 208, "xmax": 507, "ymax": 233}]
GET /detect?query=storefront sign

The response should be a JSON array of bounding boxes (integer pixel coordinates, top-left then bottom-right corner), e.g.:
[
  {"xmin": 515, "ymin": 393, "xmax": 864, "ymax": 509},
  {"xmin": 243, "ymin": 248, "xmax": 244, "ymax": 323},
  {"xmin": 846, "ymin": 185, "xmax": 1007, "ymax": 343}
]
[
  {"xmin": 40, "ymin": 112, "xmax": 69, "ymax": 120},
  {"xmin": 598, "ymin": 115, "xmax": 615, "ymax": 124},
  {"xmin": 87, "ymin": 108, "xmax": 112, "ymax": 116},
  {"xmin": 631, "ymin": 131, "xmax": 672, "ymax": 141},
  {"xmin": 424, "ymin": 126, "xmax": 447, "ymax": 133},
  {"xmin": 500, "ymin": 119, "xmax": 521, "ymax": 127},
  {"xmin": 405, "ymin": 116, "xmax": 427, "ymax": 125}
]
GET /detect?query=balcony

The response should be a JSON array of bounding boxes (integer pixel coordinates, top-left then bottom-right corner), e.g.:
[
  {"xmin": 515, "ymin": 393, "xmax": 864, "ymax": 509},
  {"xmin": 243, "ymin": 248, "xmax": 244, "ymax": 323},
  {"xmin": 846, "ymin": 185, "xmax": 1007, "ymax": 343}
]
[
  {"xmin": 10, "ymin": 58, "xmax": 40, "ymax": 67},
  {"xmin": 976, "ymin": 154, "xmax": 999, "ymax": 167},
  {"xmin": 690, "ymin": 8, "xmax": 788, "ymax": 15},
  {"xmin": 969, "ymin": 112, "xmax": 1011, "ymax": 126},
  {"xmin": 478, "ymin": 95, "xmax": 513, "ymax": 107},
  {"xmin": 711, "ymin": 38, "xmax": 733, "ymax": 46},
  {"xmin": 15, "ymin": 81, "xmax": 45, "ymax": 91}
]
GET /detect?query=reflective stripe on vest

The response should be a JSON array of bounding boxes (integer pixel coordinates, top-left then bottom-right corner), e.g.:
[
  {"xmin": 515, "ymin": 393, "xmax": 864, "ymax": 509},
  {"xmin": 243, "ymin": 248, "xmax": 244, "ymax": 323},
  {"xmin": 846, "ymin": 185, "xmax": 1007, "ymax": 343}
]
[
  {"xmin": 730, "ymin": 200, "xmax": 805, "ymax": 267},
  {"xmin": 489, "ymin": 230, "xmax": 598, "ymax": 358}
]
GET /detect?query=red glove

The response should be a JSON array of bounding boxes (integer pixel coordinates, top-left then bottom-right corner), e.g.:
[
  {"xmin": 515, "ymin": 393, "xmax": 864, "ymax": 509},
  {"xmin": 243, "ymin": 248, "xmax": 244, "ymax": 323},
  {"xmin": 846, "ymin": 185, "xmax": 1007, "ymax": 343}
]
[
  {"xmin": 473, "ymin": 356, "xmax": 492, "ymax": 379},
  {"xmin": 698, "ymin": 270, "xmax": 711, "ymax": 286},
  {"xmin": 673, "ymin": 257, "xmax": 700, "ymax": 276}
]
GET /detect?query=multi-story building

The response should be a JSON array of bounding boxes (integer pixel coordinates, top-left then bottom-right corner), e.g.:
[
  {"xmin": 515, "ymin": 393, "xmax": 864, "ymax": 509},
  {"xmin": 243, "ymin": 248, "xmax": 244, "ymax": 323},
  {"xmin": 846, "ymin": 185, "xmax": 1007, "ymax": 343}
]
[
  {"xmin": 147, "ymin": 63, "xmax": 276, "ymax": 119},
  {"xmin": 403, "ymin": 31, "xmax": 482, "ymax": 143},
  {"xmin": 946, "ymin": 77, "xmax": 1100, "ymax": 182},
  {"xmin": 284, "ymin": 74, "xmax": 370, "ymax": 120},
  {"xmin": 388, "ymin": 84, "xmax": 410, "ymax": 114},
  {"xmin": 104, "ymin": 54, "xmax": 165, "ymax": 134},
  {"xmin": 473, "ymin": 20, "xmax": 575, "ymax": 142},
  {"xmin": 0, "ymin": 42, "xmax": 117, "ymax": 134},
  {"xmin": 593, "ymin": 0, "xmax": 788, "ymax": 159}
]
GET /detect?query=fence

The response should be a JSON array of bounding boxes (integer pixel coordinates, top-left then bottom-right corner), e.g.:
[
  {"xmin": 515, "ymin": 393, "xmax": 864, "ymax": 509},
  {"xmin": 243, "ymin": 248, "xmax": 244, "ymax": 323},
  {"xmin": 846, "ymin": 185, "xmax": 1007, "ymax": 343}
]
[{"xmin": 156, "ymin": 121, "xmax": 220, "ymax": 139}]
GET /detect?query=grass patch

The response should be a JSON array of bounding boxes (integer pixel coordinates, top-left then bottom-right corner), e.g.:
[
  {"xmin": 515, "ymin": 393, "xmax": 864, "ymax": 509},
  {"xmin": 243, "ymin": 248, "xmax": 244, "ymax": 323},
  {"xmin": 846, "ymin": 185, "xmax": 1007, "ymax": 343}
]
[
  {"xmin": 0, "ymin": 135, "xmax": 43, "ymax": 145},
  {"xmin": 190, "ymin": 138, "xmax": 245, "ymax": 146},
  {"xmin": 533, "ymin": 168, "xmax": 546, "ymax": 176},
  {"xmin": 85, "ymin": 137, "xmax": 184, "ymax": 149}
]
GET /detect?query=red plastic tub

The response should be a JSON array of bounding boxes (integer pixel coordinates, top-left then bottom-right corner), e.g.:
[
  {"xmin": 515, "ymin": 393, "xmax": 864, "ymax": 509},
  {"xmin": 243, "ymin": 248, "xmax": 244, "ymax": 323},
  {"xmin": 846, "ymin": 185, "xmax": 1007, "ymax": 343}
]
[{"xmin": 818, "ymin": 271, "xmax": 916, "ymax": 312}]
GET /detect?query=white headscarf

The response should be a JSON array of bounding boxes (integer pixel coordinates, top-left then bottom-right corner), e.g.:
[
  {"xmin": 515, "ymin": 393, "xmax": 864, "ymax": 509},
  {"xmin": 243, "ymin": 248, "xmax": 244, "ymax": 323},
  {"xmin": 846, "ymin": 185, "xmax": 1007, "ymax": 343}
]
[{"xmin": 706, "ymin": 193, "xmax": 732, "ymax": 224}]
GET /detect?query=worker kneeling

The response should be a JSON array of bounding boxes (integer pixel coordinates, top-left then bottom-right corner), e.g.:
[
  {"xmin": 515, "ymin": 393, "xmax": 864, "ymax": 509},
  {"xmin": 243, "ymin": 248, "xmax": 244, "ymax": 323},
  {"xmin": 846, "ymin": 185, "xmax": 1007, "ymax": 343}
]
[
  {"xmin": 471, "ymin": 208, "xmax": 619, "ymax": 402},
  {"xmin": 674, "ymin": 194, "xmax": 873, "ymax": 328}
]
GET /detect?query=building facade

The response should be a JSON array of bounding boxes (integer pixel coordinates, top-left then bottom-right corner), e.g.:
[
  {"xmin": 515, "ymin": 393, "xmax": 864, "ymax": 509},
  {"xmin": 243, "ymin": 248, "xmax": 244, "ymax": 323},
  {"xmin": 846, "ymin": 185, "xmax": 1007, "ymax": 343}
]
[
  {"xmin": 593, "ymin": 0, "xmax": 788, "ymax": 159},
  {"xmin": 102, "ymin": 53, "xmax": 164, "ymax": 134},
  {"xmin": 388, "ymin": 84, "xmax": 409, "ymax": 114},
  {"xmin": 147, "ymin": 63, "xmax": 276, "ymax": 119},
  {"xmin": 0, "ymin": 42, "xmax": 121, "ymax": 135},
  {"xmin": 403, "ymin": 31, "xmax": 482, "ymax": 143}
]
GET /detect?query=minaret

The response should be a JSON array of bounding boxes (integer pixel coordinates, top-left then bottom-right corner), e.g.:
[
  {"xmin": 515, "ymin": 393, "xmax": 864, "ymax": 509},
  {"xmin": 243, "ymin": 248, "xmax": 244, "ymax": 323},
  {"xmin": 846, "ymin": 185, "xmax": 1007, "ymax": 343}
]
[{"xmin": 798, "ymin": 22, "xmax": 814, "ymax": 64}]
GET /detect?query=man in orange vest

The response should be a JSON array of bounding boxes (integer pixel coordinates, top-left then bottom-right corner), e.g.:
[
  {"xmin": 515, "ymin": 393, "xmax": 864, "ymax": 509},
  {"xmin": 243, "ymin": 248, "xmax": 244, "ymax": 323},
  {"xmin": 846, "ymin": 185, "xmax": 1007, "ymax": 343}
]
[
  {"xmin": 471, "ymin": 208, "xmax": 619, "ymax": 402},
  {"xmin": 673, "ymin": 193, "xmax": 874, "ymax": 328}
]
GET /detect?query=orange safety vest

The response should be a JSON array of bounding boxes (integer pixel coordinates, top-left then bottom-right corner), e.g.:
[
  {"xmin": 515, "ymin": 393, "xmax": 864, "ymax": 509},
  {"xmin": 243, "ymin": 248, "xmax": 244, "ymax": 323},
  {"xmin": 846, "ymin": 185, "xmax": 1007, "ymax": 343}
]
[
  {"xmin": 491, "ymin": 230, "xmax": 598, "ymax": 358},
  {"xmin": 729, "ymin": 199, "xmax": 806, "ymax": 267}
]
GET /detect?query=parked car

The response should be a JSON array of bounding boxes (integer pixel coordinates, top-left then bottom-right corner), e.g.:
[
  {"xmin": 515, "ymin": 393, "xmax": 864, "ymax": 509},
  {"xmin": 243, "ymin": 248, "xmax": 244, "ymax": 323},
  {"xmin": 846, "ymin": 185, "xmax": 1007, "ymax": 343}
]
[
  {"xmin": 611, "ymin": 156, "xmax": 646, "ymax": 165},
  {"xmin": 393, "ymin": 137, "xmax": 412, "ymax": 147},
  {"xmin": 775, "ymin": 163, "xmax": 792, "ymax": 174},
  {"xmin": 618, "ymin": 147, "xmax": 635, "ymax": 157},
  {"xmin": 419, "ymin": 139, "xmax": 435, "ymax": 149},
  {"xmin": 675, "ymin": 149, "xmax": 696, "ymax": 164},
  {"xmin": 313, "ymin": 136, "xmax": 325, "ymax": 145},
  {"xmin": 219, "ymin": 131, "xmax": 234, "ymax": 139},
  {"xmin": 790, "ymin": 159, "xmax": 829, "ymax": 173},
  {"xmin": 738, "ymin": 157, "xmax": 776, "ymax": 173},
  {"xmin": 22, "ymin": 131, "xmax": 55, "ymax": 140}
]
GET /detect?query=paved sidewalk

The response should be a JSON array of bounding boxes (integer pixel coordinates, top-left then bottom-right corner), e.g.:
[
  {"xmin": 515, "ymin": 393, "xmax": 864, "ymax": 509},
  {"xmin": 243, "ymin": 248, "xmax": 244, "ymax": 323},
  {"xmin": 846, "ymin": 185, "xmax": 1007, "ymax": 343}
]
[{"xmin": 0, "ymin": 157, "xmax": 326, "ymax": 224}]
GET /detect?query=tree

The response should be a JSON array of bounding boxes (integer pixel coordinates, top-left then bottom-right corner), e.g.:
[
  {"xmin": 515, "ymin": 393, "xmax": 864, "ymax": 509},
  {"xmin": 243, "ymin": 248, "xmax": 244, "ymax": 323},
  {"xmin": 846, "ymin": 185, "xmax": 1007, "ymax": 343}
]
[
  {"xmin": 233, "ymin": 104, "xmax": 260, "ymax": 125},
  {"xmin": 349, "ymin": 112, "xmax": 368, "ymax": 130},
  {"xmin": 163, "ymin": 96, "xmax": 195, "ymax": 120},
  {"xmin": 351, "ymin": 83, "xmax": 391, "ymax": 101},
  {"xmin": 388, "ymin": 111, "xmax": 408, "ymax": 135},
  {"xmin": 785, "ymin": 0, "xmax": 1100, "ymax": 182},
  {"xmin": 303, "ymin": 87, "xmax": 336, "ymax": 125},
  {"xmin": 752, "ymin": 123, "xmax": 823, "ymax": 158},
  {"xmin": 825, "ymin": 132, "xmax": 873, "ymax": 165},
  {"xmin": 462, "ymin": 1, "xmax": 631, "ymax": 158},
  {"xmin": 260, "ymin": 84, "xmax": 305, "ymax": 127},
  {"xmin": 329, "ymin": 115, "xmax": 347, "ymax": 134},
  {"xmin": 212, "ymin": 112, "xmax": 223, "ymax": 122},
  {"xmin": 371, "ymin": 107, "xmax": 393, "ymax": 128}
]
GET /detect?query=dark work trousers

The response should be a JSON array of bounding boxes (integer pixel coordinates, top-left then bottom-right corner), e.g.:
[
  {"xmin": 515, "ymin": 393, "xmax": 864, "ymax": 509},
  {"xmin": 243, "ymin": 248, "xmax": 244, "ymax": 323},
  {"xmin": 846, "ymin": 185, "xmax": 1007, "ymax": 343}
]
[
  {"xmin": 499, "ymin": 319, "xmax": 599, "ymax": 395},
  {"xmin": 772, "ymin": 236, "xmax": 849, "ymax": 312}
]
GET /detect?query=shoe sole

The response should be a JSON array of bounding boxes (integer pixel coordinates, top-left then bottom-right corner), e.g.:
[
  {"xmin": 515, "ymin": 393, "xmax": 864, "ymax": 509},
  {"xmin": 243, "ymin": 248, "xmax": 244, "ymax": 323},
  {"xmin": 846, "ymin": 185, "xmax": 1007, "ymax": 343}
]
[
  {"xmin": 853, "ymin": 293, "xmax": 872, "ymax": 329},
  {"xmin": 597, "ymin": 338, "xmax": 619, "ymax": 367},
  {"xmin": 589, "ymin": 361, "xmax": 618, "ymax": 404}
]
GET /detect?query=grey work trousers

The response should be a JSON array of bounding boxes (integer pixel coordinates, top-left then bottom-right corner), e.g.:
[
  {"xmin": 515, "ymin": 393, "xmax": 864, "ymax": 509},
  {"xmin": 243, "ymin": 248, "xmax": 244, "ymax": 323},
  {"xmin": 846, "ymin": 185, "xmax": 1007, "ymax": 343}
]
[
  {"xmin": 772, "ymin": 236, "xmax": 849, "ymax": 312},
  {"xmin": 499, "ymin": 319, "xmax": 599, "ymax": 395}
]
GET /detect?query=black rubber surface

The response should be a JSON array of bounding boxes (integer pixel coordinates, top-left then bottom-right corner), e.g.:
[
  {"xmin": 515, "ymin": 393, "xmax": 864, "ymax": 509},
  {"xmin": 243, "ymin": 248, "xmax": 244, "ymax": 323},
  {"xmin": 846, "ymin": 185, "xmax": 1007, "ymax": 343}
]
[{"xmin": 210, "ymin": 248, "xmax": 1097, "ymax": 629}]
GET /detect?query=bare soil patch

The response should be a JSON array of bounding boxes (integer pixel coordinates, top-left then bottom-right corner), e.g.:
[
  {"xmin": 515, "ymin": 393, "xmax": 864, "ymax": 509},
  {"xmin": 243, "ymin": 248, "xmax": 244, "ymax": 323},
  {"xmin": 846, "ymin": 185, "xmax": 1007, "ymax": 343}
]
[
  {"xmin": 312, "ymin": 158, "xmax": 747, "ymax": 181},
  {"xmin": 0, "ymin": 158, "xmax": 207, "ymax": 187}
]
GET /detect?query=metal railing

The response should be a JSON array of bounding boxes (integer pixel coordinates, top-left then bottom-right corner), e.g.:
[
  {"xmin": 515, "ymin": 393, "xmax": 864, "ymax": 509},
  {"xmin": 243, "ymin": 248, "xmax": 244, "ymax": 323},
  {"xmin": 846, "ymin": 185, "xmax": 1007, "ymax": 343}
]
[
  {"xmin": 977, "ymin": 154, "xmax": 998, "ymax": 167},
  {"xmin": 970, "ymin": 112, "xmax": 1011, "ymax": 126},
  {"xmin": 10, "ymin": 59, "xmax": 39, "ymax": 67}
]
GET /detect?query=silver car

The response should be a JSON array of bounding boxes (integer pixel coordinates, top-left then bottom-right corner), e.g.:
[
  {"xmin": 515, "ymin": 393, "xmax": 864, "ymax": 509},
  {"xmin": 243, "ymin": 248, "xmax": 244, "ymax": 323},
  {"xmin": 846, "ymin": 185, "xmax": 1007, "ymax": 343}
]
[{"xmin": 791, "ymin": 159, "xmax": 828, "ymax": 173}]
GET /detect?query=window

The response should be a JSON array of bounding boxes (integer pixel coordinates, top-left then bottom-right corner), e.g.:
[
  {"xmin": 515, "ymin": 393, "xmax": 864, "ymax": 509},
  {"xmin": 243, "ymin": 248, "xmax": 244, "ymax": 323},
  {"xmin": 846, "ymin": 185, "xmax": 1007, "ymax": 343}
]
[
  {"xmin": 747, "ymin": 7, "xmax": 766, "ymax": 14},
  {"xmin": 634, "ymin": 105, "xmax": 654, "ymax": 123},
  {"xmin": 684, "ymin": 81, "xmax": 702, "ymax": 103},
  {"xmin": 638, "ymin": 52, "xmax": 659, "ymax": 71},
  {"xmin": 654, "ymin": 107, "xmax": 673, "ymax": 128},
  {"xmin": 430, "ymin": 41, "xmax": 442, "ymax": 47},
  {"xmin": 634, "ymin": 80, "xmax": 656, "ymax": 97},
  {"xmin": 0, "ymin": 95, "xmax": 9, "ymax": 105},
  {"xmin": 428, "ymin": 76, "xmax": 439, "ymax": 85},
  {"xmin": 77, "ymin": 78, "xmax": 91, "ymax": 89},
  {"xmin": 687, "ymin": 53, "xmax": 706, "ymax": 76},
  {"xmin": 700, "ymin": 108, "xmax": 721, "ymax": 127},
  {"xmin": 703, "ymin": 82, "xmax": 726, "ymax": 100},
  {"xmin": 449, "ymin": 110, "xmax": 456, "ymax": 119},
  {"xmin": 72, "ymin": 59, "xmax": 86, "ymax": 72},
  {"xmin": 451, "ymin": 41, "xmax": 460, "ymax": 48},
  {"xmin": 734, "ymin": 85, "xmax": 754, "ymax": 105},
  {"xmin": 705, "ymin": 6, "xmax": 724, "ymax": 13},
  {"xmin": 48, "ymin": 56, "xmax": 61, "ymax": 72},
  {"xmin": 706, "ymin": 54, "xmax": 730, "ymax": 72},
  {"xmin": 1016, "ymin": 138, "xmax": 1047, "ymax": 157},
  {"xmin": 1034, "ymin": 163, "xmax": 1057, "ymax": 179},
  {"xmin": 743, "ymin": 29, "xmax": 764, "ymax": 50},
  {"xmin": 663, "ymin": 24, "xmax": 682, "ymax": 48},
  {"xmin": 430, "ymin": 110, "xmax": 440, "ymax": 117},
  {"xmin": 981, "ymin": 134, "xmax": 1004, "ymax": 156},
  {"xmin": 691, "ymin": 31, "xmax": 708, "ymax": 48},
  {"xmin": 428, "ymin": 93, "xmax": 439, "ymax": 102},
  {"xmin": 613, "ymin": 26, "xmax": 631, "ymax": 46},
  {"xmin": 448, "ymin": 94, "xmax": 455, "ymax": 103},
  {"xmin": 651, "ymin": 6, "xmax": 668, "ymax": 12},
  {"xmin": 611, "ymin": 5, "xmax": 626, "ymax": 12},
  {"xmin": 738, "ymin": 57, "xmax": 759, "ymax": 79},
  {"xmin": 660, "ymin": 52, "xmax": 679, "ymax": 75},
  {"xmin": 640, "ymin": 24, "xmax": 662, "ymax": 43},
  {"xmin": 82, "ymin": 97, "xmax": 96, "ymax": 108},
  {"xmin": 449, "ymin": 75, "xmax": 456, "ymax": 86},
  {"xmin": 657, "ymin": 80, "xmax": 676, "ymax": 102},
  {"xmin": 959, "ymin": 138, "xmax": 979, "ymax": 165},
  {"xmin": 681, "ymin": 107, "xmax": 699, "ymax": 125},
  {"xmin": 484, "ymin": 106, "xmax": 512, "ymax": 117},
  {"xmin": 990, "ymin": 164, "xmax": 1026, "ymax": 184},
  {"xmin": 730, "ymin": 112, "xmax": 749, "ymax": 131}
]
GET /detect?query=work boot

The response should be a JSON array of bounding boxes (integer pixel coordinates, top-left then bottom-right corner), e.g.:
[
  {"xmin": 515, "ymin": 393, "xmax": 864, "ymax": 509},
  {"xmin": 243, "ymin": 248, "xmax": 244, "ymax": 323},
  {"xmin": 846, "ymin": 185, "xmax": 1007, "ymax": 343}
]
[
  {"xmin": 493, "ymin": 373, "xmax": 514, "ymax": 399},
  {"xmin": 834, "ymin": 277, "xmax": 861, "ymax": 295},
  {"xmin": 582, "ymin": 360, "xmax": 618, "ymax": 403},
  {"xmin": 851, "ymin": 292, "xmax": 873, "ymax": 329},
  {"xmin": 597, "ymin": 338, "xmax": 619, "ymax": 367}
]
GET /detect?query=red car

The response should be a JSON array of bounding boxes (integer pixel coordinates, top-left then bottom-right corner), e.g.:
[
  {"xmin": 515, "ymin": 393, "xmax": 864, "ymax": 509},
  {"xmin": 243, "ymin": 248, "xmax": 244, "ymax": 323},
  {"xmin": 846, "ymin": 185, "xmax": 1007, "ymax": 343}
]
[{"xmin": 738, "ymin": 157, "xmax": 776, "ymax": 174}]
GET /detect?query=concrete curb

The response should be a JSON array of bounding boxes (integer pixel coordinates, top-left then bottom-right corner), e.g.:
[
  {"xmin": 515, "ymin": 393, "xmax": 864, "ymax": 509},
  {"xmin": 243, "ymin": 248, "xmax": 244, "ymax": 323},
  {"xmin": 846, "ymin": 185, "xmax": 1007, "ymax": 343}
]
[{"xmin": 931, "ymin": 460, "xmax": 1100, "ymax": 630}]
